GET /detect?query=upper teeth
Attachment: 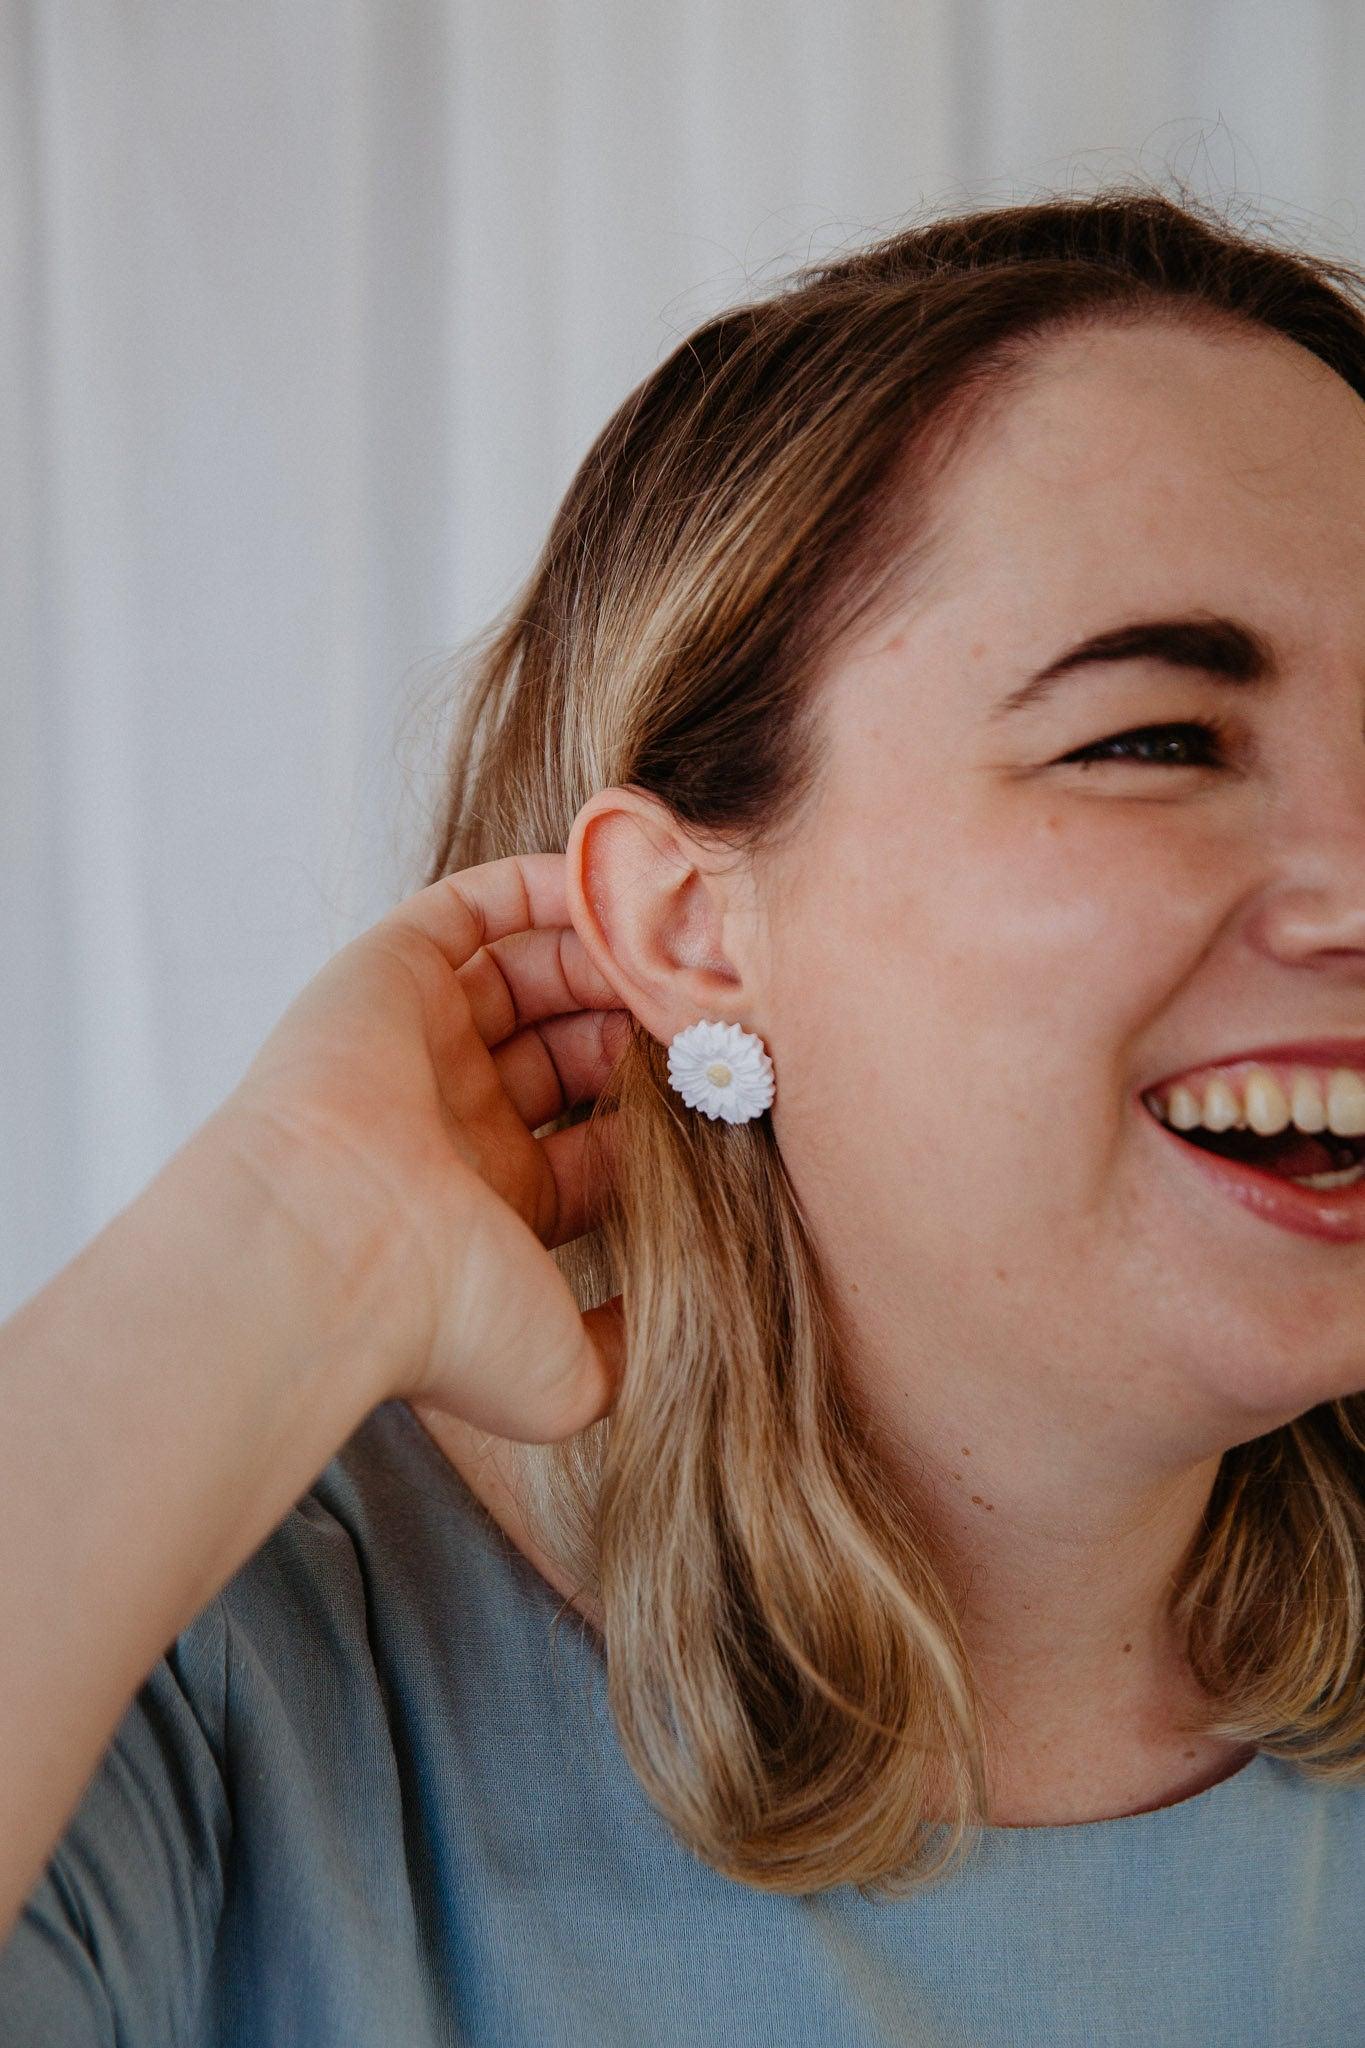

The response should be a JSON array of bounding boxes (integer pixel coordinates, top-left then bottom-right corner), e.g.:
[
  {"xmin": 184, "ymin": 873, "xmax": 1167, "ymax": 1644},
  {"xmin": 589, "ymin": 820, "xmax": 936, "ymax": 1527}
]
[{"xmin": 1144, "ymin": 1065, "xmax": 1365, "ymax": 1137}]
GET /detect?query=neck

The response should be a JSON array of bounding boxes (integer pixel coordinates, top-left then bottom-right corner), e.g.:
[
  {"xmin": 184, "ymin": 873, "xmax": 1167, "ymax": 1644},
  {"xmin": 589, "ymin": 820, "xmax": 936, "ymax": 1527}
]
[
  {"xmin": 412, "ymin": 1400, "xmax": 1260, "ymax": 1828},
  {"xmin": 868, "ymin": 1398, "xmax": 1258, "ymax": 1824}
]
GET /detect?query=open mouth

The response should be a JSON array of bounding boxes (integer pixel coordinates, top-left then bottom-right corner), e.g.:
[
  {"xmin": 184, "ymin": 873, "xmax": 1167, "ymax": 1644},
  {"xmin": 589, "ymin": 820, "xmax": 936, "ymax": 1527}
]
[{"xmin": 1161, "ymin": 1121, "xmax": 1365, "ymax": 1189}]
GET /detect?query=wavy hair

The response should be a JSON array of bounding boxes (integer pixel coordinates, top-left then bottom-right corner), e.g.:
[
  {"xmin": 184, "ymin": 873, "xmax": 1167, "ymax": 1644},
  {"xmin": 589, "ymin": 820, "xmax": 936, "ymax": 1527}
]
[{"xmin": 418, "ymin": 179, "xmax": 1365, "ymax": 1899}]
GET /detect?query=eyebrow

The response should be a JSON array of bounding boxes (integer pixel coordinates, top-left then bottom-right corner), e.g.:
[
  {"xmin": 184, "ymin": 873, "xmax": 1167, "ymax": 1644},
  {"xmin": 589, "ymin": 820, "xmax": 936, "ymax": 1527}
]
[{"xmin": 991, "ymin": 613, "xmax": 1279, "ymax": 720}]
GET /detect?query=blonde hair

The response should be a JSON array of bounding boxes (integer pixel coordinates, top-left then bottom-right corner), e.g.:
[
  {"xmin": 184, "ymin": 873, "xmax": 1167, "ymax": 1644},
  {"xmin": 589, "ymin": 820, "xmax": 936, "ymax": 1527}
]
[{"xmin": 420, "ymin": 180, "xmax": 1365, "ymax": 1898}]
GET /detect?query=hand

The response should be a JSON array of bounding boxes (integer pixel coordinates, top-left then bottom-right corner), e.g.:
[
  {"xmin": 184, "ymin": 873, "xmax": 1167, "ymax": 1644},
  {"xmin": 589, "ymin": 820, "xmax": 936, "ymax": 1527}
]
[{"xmin": 212, "ymin": 853, "xmax": 629, "ymax": 1441}]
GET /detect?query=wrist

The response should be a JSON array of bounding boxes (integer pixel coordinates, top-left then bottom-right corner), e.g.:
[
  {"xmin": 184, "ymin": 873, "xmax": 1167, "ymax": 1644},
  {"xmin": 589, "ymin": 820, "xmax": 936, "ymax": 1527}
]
[{"xmin": 127, "ymin": 1106, "xmax": 409, "ymax": 1419}]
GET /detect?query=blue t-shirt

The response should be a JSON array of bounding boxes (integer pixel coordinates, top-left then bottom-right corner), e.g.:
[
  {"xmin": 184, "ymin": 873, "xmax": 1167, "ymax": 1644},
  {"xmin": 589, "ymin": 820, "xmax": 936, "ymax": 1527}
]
[{"xmin": 0, "ymin": 1397, "xmax": 1360, "ymax": 2046}]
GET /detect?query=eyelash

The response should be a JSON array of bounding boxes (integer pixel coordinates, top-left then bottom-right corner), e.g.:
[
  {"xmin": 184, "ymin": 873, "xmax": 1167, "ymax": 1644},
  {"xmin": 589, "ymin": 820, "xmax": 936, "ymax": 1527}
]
[{"xmin": 1061, "ymin": 718, "xmax": 1232, "ymax": 770}]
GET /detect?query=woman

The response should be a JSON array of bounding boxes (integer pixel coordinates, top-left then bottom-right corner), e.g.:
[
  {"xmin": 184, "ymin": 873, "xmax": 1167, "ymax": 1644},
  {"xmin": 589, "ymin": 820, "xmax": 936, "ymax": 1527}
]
[{"xmin": 3, "ymin": 183, "xmax": 1364, "ymax": 2044}]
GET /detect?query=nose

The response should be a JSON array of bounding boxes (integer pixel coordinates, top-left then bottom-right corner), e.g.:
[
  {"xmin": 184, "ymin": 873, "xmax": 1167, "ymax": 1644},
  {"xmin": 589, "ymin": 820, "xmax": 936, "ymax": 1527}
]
[{"xmin": 1245, "ymin": 758, "xmax": 1365, "ymax": 969}]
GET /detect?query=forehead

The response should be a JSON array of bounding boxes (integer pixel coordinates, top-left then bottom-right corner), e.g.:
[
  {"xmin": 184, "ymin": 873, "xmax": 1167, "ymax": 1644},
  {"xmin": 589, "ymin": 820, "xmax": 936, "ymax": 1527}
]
[
  {"xmin": 826, "ymin": 317, "xmax": 1365, "ymax": 711},
  {"xmin": 920, "ymin": 318, "xmax": 1364, "ymax": 596},
  {"xmin": 807, "ymin": 319, "xmax": 1365, "ymax": 769}
]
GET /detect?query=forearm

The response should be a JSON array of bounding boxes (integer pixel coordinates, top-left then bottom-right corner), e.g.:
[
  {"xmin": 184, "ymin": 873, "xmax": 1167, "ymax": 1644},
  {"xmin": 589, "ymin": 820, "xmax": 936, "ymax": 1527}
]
[{"xmin": 0, "ymin": 1110, "xmax": 395, "ymax": 1942}]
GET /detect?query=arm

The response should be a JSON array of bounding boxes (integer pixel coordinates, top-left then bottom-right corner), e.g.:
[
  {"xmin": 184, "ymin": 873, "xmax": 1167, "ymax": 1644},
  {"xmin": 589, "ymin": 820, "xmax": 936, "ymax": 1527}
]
[{"xmin": 0, "ymin": 1108, "xmax": 395, "ymax": 1945}]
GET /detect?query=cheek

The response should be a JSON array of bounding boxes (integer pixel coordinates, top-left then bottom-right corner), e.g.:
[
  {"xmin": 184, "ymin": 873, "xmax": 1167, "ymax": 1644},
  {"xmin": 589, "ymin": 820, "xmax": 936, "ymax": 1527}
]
[
  {"xmin": 844, "ymin": 804, "xmax": 1232, "ymax": 1193},
  {"xmin": 774, "ymin": 793, "xmax": 1231, "ymax": 1137},
  {"xmin": 926, "ymin": 803, "xmax": 1229, "ymax": 1042},
  {"xmin": 879, "ymin": 811, "xmax": 1153, "ymax": 1049}
]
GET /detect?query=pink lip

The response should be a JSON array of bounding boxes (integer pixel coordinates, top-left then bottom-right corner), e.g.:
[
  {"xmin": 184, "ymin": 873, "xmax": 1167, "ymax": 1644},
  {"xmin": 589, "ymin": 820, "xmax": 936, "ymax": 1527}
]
[
  {"xmin": 1140, "ymin": 1103, "xmax": 1365, "ymax": 1244},
  {"xmin": 1146, "ymin": 1038, "xmax": 1365, "ymax": 1093}
]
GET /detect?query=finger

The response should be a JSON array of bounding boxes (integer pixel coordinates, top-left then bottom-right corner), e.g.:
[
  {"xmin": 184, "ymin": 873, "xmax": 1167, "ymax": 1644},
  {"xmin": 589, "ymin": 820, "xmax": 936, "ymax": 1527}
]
[
  {"xmin": 456, "ymin": 923, "xmax": 621, "ymax": 1049},
  {"xmin": 539, "ymin": 1110, "xmax": 622, "ymax": 1246},
  {"xmin": 579, "ymin": 1293, "xmax": 626, "ymax": 1410},
  {"xmin": 379, "ymin": 853, "xmax": 574, "ymax": 977},
  {"xmin": 489, "ymin": 1006, "xmax": 632, "ymax": 1140},
  {"xmin": 428, "ymin": 1198, "xmax": 620, "ymax": 1439}
]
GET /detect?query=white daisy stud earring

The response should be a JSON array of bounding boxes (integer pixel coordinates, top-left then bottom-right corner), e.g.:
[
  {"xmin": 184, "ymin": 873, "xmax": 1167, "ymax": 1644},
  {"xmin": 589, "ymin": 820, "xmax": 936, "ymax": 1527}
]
[{"xmin": 666, "ymin": 1017, "xmax": 775, "ymax": 1124}]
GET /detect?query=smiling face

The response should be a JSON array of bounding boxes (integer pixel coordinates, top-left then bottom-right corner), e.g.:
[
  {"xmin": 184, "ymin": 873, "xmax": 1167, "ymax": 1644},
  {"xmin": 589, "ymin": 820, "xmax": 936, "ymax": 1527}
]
[{"xmin": 756, "ymin": 316, "xmax": 1365, "ymax": 1473}]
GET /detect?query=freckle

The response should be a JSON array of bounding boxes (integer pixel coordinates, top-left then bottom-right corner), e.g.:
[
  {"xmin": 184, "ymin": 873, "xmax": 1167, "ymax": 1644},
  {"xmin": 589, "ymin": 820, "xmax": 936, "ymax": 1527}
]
[
  {"xmin": 1122, "ymin": 1642, "xmax": 1132, "ymax": 1654},
  {"xmin": 1183, "ymin": 1749, "xmax": 1197, "ymax": 1761},
  {"xmin": 984, "ymin": 1503, "xmax": 994, "ymax": 1511},
  {"xmin": 993, "ymin": 1266, "xmax": 1008, "ymax": 1283},
  {"xmin": 970, "ymin": 1494, "xmax": 983, "ymax": 1505},
  {"xmin": 952, "ymin": 1473, "xmax": 962, "ymax": 1482},
  {"xmin": 961, "ymin": 1447, "xmax": 971, "ymax": 1457},
  {"xmin": 849, "ymin": 1282, "xmax": 859, "ymax": 1293}
]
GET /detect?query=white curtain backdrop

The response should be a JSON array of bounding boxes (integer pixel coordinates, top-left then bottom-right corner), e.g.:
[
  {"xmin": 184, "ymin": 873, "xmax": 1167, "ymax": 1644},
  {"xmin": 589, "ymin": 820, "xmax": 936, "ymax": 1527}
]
[{"xmin": 5, "ymin": 0, "xmax": 1365, "ymax": 1316}]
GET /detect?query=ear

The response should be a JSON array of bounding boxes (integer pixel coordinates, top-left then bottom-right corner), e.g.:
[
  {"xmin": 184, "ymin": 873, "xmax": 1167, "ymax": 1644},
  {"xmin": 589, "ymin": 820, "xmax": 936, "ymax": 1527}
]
[{"xmin": 564, "ymin": 787, "xmax": 761, "ymax": 1046}]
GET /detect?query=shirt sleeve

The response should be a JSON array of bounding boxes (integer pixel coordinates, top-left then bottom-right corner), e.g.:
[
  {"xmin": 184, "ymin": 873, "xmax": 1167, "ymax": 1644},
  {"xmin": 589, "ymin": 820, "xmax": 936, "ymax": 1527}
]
[{"xmin": 0, "ymin": 1594, "xmax": 233, "ymax": 2047}]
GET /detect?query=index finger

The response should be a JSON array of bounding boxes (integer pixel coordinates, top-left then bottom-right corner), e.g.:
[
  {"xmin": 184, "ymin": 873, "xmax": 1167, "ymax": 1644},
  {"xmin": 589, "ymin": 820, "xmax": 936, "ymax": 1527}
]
[{"xmin": 378, "ymin": 853, "xmax": 571, "ymax": 975}]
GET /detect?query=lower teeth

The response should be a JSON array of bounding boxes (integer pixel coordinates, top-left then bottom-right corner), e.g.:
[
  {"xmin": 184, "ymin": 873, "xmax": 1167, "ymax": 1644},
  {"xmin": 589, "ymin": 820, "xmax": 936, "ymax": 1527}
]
[{"xmin": 1288, "ymin": 1163, "xmax": 1365, "ymax": 1190}]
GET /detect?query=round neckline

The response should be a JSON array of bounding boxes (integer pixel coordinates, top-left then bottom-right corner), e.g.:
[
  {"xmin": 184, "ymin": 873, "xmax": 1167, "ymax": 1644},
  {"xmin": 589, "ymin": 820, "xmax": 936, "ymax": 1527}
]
[
  {"xmin": 385, "ymin": 1399, "xmax": 1268, "ymax": 1836},
  {"xmin": 972, "ymin": 1744, "xmax": 1266, "ymax": 1835}
]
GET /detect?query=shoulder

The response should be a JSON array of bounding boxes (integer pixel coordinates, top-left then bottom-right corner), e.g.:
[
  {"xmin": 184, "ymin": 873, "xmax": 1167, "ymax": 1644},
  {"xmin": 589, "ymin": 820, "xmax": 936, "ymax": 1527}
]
[
  {"xmin": 213, "ymin": 1397, "xmax": 576, "ymax": 1713},
  {"xmin": 216, "ymin": 1398, "xmax": 488, "ymax": 1660}
]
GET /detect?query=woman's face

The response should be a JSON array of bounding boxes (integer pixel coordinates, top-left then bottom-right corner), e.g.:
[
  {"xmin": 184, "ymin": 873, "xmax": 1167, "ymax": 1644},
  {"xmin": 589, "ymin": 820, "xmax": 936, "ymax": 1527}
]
[{"xmin": 756, "ymin": 317, "xmax": 1365, "ymax": 1472}]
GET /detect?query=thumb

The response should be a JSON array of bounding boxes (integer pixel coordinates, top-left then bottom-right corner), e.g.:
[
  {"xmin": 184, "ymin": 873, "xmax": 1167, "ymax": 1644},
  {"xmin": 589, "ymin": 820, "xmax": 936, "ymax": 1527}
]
[{"xmin": 578, "ymin": 1294, "xmax": 626, "ymax": 1422}]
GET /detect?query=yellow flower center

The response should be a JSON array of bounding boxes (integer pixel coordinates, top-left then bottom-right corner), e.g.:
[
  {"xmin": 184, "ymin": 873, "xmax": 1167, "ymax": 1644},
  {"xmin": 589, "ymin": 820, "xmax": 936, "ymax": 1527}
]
[{"xmin": 705, "ymin": 1062, "xmax": 733, "ymax": 1087}]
